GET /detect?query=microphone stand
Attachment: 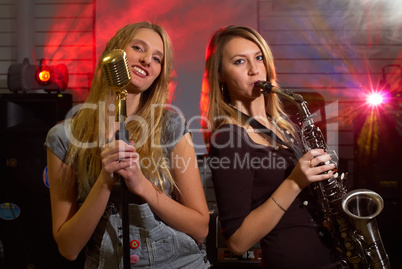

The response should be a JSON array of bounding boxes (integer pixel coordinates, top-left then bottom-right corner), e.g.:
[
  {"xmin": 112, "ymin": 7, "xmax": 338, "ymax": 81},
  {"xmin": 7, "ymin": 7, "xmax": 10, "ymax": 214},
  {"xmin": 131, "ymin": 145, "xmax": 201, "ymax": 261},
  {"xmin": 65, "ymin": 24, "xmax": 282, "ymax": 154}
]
[{"xmin": 114, "ymin": 89, "xmax": 130, "ymax": 269}]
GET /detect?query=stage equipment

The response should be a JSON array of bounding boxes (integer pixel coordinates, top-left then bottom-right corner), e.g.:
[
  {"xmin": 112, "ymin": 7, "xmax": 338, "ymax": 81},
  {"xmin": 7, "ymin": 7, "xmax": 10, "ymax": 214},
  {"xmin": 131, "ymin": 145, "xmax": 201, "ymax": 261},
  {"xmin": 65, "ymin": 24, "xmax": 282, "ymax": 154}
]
[
  {"xmin": 379, "ymin": 64, "xmax": 402, "ymax": 107},
  {"xmin": 7, "ymin": 58, "xmax": 69, "ymax": 92}
]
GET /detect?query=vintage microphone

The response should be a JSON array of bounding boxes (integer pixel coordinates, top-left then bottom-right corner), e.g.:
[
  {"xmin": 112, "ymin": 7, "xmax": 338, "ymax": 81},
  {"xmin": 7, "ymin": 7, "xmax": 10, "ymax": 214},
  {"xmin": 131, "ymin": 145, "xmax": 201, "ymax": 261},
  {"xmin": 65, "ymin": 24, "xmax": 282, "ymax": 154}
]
[{"xmin": 101, "ymin": 49, "xmax": 131, "ymax": 269}]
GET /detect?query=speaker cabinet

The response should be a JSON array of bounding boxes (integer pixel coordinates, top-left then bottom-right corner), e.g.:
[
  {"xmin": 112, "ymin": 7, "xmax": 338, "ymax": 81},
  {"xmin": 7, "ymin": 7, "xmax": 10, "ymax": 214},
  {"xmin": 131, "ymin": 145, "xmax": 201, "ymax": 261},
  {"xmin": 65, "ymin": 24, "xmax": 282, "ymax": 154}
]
[{"xmin": 0, "ymin": 93, "xmax": 84, "ymax": 269}]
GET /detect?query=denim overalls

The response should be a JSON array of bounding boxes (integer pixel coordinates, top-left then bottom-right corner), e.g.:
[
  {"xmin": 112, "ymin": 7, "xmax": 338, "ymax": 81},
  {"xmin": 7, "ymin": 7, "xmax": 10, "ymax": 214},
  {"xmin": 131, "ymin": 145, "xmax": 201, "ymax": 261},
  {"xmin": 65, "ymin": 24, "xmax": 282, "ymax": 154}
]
[{"xmin": 84, "ymin": 187, "xmax": 210, "ymax": 268}]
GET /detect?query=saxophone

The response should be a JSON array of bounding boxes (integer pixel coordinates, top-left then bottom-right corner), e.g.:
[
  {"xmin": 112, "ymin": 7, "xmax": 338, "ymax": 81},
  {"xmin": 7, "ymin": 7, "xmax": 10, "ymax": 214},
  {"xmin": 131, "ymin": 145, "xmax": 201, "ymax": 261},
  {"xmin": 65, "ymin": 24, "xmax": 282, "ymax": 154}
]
[{"xmin": 255, "ymin": 81, "xmax": 391, "ymax": 269}]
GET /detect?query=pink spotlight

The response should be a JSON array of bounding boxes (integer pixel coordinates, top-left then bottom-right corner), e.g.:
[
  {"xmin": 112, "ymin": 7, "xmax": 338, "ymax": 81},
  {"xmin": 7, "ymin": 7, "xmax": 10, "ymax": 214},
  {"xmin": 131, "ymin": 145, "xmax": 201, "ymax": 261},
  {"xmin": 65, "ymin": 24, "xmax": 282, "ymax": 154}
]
[
  {"xmin": 366, "ymin": 91, "xmax": 390, "ymax": 106},
  {"xmin": 367, "ymin": 92, "xmax": 384, "ymax": 106}
]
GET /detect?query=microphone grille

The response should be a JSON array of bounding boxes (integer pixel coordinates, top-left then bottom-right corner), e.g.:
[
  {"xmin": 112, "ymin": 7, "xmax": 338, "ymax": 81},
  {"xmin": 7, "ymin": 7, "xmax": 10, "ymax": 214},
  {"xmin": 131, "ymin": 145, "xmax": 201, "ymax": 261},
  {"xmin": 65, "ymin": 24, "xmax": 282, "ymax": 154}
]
[{"xmin": 101, "ymin": 49, "xmax": 131, "ymax": 90}]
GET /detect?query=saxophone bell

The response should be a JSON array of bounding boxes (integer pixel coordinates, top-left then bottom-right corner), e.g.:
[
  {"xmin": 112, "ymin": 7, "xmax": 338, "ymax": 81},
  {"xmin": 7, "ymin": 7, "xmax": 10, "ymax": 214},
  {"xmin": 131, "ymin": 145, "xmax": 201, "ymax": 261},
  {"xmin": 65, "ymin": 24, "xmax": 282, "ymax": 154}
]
[
  {"xmin": 342, "ymin": 189, "xmax": 384, "ymax": 220},
  {"xmin": 342, "ymin": 189, "xmax": 391, "ymax": 269}
]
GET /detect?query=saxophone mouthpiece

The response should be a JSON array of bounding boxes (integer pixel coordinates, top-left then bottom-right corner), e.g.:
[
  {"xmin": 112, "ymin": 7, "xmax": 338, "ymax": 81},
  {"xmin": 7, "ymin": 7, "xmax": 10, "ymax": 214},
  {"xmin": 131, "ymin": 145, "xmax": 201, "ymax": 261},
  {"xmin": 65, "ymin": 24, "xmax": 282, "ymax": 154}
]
[{"xmin": 255, "ymin": 81, "xmax": 274, "ymax": 96}]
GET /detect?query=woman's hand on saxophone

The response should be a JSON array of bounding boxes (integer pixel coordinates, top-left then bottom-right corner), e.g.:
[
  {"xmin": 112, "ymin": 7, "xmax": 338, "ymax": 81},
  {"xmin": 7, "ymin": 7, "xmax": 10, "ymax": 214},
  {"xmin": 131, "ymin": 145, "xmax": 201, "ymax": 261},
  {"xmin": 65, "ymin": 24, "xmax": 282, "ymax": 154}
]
[{"xmin": 287, "ymin": 148, "xmax": 336, "ymax": 190}]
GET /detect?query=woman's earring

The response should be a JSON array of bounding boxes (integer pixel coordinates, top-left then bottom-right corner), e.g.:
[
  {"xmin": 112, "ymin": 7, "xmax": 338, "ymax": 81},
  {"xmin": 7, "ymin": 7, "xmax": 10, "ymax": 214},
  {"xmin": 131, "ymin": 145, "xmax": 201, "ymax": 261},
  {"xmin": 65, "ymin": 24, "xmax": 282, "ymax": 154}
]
[{"xmin": 220, "ymin": 83, "xmax": 224, "ymax": 94}]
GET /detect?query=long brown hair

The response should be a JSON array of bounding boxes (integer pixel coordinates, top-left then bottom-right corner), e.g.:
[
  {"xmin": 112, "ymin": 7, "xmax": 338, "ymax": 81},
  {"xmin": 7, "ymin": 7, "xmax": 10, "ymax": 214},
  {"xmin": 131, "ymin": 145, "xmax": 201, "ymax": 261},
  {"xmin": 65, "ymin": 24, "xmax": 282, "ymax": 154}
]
[
  {"xmin": 65, "ymin": 22, "xmax": 176, "ymax": 201},
  {"xmin": 200, "ymin": 25, "xmax": 294, "ymax": 145}
]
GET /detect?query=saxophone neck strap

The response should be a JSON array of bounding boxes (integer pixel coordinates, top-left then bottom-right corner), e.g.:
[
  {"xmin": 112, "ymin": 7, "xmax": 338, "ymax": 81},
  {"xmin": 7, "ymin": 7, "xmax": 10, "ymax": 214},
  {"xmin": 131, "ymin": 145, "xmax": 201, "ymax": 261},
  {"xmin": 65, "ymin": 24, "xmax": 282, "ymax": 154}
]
[{"xmin": 233, "ymin": 108, "xmax": 303, "ymax": 159}]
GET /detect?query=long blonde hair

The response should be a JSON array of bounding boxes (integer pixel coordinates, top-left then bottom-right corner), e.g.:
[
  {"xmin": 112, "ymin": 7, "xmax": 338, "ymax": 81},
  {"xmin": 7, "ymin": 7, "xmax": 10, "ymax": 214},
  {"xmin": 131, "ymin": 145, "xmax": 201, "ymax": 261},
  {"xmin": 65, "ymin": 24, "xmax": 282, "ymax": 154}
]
[
  {"xmin": 66, "ymin": 22, "xmax": 176, "ymax": 201},
  {"xmin": 200, "ymin": 25, "xmax": 294, "ymax": 145}
]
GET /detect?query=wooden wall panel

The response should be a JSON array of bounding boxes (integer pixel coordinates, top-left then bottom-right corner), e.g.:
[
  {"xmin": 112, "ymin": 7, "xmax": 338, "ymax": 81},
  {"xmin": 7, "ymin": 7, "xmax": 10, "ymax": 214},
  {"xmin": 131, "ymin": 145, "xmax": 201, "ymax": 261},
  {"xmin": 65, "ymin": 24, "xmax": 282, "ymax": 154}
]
[
  {"xmin": 0, "ymin": 1, "xmax": 15, "ymax": 93},
  {"xmin": 35, "ymin": 18, "xmax": 93, "ymax": 32},
  {"xmin": 35, "ymin": 32, "xmax": 93, "ymax": 46},
  {"xmin": 0, "ymin": 19, "xmax": 16, "ymax": 32},
  {"xmin": 35, "ymin": 3, "xmax": 94, "ymax": 17},
  {"xmin": 0, "ymin": 33, "xmax": 16, "ymax": 46},
  {"xmin": 0, "ymin": 4, "xmax": 15, "ymax": 17}
]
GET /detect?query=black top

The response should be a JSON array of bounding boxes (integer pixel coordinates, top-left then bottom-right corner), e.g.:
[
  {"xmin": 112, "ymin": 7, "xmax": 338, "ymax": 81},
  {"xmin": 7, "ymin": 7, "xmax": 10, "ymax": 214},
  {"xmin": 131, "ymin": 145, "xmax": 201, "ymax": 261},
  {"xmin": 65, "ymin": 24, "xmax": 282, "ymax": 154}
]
[{"xmin": 208, "ymin": 123, "xmax": 341, "ymax": 269}]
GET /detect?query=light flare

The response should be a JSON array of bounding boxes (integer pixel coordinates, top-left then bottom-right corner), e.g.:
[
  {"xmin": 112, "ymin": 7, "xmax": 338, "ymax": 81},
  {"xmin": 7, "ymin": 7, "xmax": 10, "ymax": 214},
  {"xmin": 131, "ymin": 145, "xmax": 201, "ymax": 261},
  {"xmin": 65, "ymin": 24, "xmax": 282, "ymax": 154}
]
[{"xmin": 366, "ymin": 91, "xmax": 388, "ymax": 107}]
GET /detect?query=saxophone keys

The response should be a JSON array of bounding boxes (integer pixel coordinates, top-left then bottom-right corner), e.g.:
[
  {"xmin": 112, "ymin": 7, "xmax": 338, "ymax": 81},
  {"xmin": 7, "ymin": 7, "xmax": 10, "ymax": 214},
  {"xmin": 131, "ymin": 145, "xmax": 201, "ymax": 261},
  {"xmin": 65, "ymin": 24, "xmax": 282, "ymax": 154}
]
[
  {"xmin": 344, "ymin": 240, "xmax": 354, "ymax": 250},
  {"xmin": 346, "ymin": 253, "xmax": 362, "ymax": 265},
  {"xmin": 318, "ymin": 230, "xmax": 325, "ymax": 237},
  {"xmin": 341, "ymin": 232, "xmax": 347, "ymax": 238}
]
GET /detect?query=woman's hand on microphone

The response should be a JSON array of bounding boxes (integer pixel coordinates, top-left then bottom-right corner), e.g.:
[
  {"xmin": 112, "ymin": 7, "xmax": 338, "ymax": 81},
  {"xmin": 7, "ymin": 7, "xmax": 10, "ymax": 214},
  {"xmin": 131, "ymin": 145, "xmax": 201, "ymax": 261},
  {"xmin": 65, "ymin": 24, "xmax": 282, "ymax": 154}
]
[
  {"xmin": 99, "ymin": 140, "xmax": 137, "ymax": 187},
  {"xmin": 111, "ymin": 141, "xmax": 151, "ymax": 197}
]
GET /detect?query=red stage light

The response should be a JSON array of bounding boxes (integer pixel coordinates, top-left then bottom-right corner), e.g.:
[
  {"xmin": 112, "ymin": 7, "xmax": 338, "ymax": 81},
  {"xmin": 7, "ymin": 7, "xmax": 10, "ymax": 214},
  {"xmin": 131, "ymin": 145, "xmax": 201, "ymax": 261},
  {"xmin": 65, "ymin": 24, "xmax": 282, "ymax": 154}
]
[
  {"xmin": 7, "ymin": 58, "xmax": 69, "ymax": 92},
  {"xmin": 38, "ymin": 69, "xmax": 51, "ymax": 83}
]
